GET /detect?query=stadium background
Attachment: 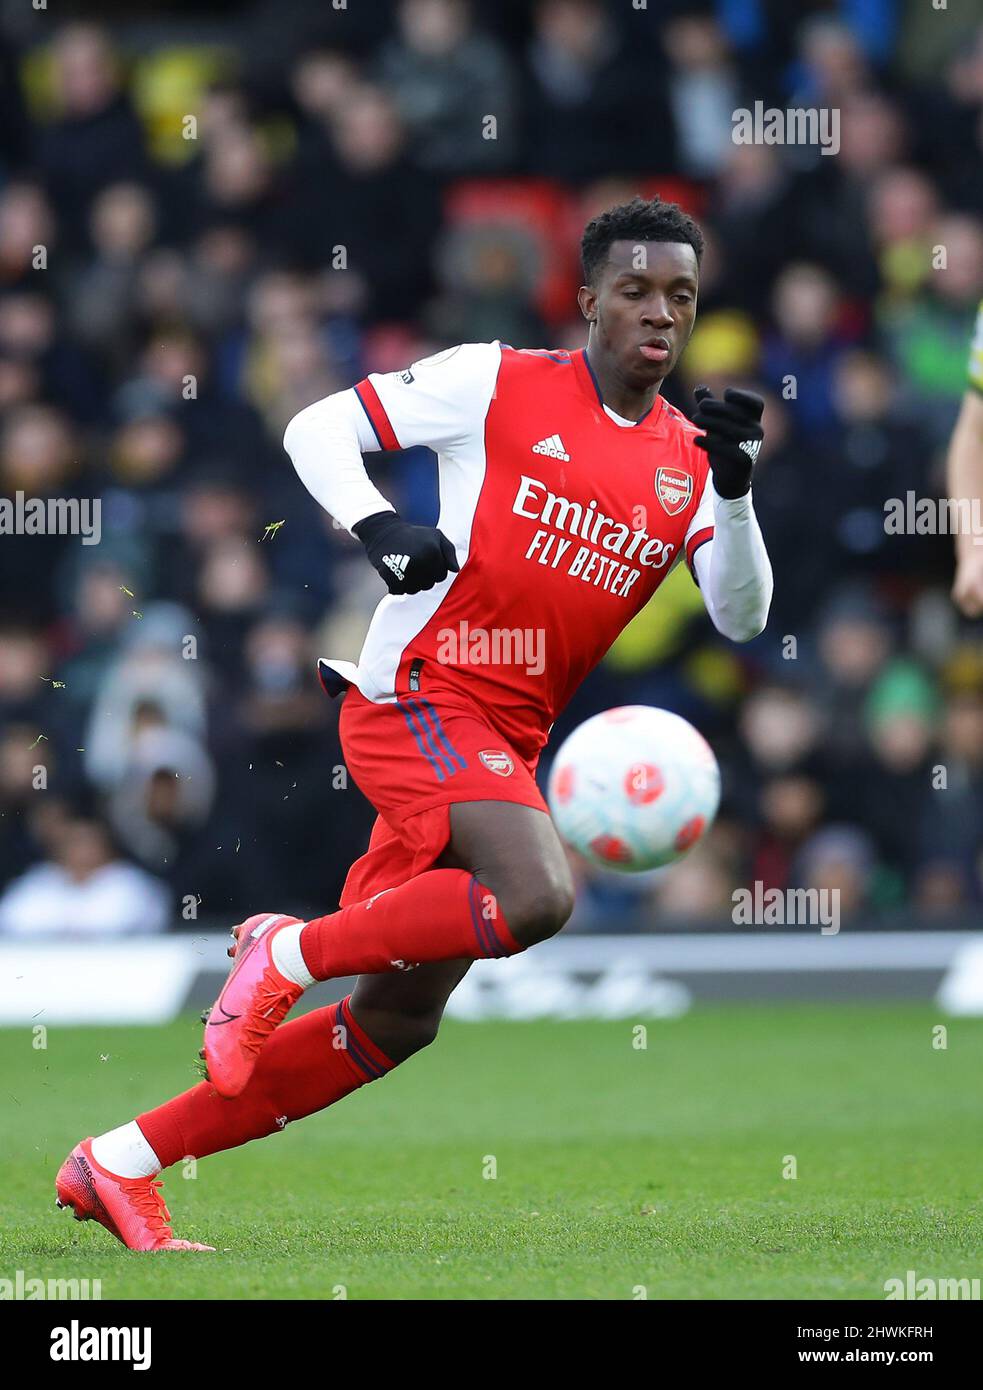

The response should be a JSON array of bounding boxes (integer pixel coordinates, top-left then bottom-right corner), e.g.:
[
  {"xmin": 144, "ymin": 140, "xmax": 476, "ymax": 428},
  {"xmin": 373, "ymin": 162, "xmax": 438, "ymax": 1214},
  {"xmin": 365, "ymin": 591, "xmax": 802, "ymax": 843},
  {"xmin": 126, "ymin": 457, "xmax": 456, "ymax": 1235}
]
[{"xmin": 0, "ymin": 0, "xmax": 981, "ymax": 950}]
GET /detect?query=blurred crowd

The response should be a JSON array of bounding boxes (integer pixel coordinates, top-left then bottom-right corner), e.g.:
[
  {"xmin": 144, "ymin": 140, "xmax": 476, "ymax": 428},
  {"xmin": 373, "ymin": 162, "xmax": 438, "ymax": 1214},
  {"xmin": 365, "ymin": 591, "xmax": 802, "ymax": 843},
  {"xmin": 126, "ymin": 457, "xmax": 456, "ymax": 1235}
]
[{"xmin": 1, "ymin": 0, "xmax": 982, "ymax": 935}]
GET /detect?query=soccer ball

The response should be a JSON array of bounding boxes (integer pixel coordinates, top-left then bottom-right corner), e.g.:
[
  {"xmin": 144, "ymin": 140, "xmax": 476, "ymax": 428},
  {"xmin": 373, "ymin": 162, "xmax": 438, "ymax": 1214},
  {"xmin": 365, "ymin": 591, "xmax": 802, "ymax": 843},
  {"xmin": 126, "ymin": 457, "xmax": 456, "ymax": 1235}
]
[{"xmin": 547, "ymin": 705, "xmax": 721, "ymax": 872}]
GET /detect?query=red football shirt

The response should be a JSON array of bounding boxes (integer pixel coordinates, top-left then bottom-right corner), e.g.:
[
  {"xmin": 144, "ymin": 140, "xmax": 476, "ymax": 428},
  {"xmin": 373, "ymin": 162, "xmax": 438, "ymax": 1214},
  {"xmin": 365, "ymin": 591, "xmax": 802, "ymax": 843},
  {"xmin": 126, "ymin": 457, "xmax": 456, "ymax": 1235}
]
[{"xmin": 322, "ymin": 342, "xmax": 714, "ymax": 761}]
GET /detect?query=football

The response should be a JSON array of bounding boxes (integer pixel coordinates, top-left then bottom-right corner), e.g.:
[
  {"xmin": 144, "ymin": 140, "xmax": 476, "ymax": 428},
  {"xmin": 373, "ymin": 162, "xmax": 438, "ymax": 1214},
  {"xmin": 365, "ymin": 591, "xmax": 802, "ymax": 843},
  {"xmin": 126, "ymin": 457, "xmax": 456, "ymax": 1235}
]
[{"xmin": 547, "ymin": 705, "xmax": 721, "ymax": 872}]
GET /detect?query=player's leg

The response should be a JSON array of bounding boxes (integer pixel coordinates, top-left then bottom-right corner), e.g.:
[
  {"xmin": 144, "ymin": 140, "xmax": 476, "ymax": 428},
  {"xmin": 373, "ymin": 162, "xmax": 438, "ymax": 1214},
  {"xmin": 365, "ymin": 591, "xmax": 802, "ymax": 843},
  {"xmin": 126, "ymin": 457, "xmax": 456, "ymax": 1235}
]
[
  {"xmin": 203, "ymin": 677, "xmax": 574, "ymax": 1095},
  {"xmin": 343, "ymin": 837, "xmax": 474, "ymax": 1061},
  {"xmin": 441, "ymin": 798, "xmax": 576, "ymax": 946},
  {"xmin": 62, "ymin": 842, "xmax": 472, "ymax": 1249},
  {"xmin": 204, "ymin": 801, "xmax": 574, "ymax": 1096},
  {"xmin": 348, "ymin": 958, "xmax": 471, "ymax": 1062},
  {"xmin": 347, "ymin": 801, "xmax": 575, "ymax": 1056},
  {"xmin": 63, "ymin": 958, "xmax": 475, "ymax": 1250},
  {"xmin": 163, "ymin": 791, "xmax": 572, "ymax": 1155},
  {"xmin": 60, "ymin": 803, "xmax": 572, "ymax": 1248},
  {"xmin": 302, "ymin": 798, "xmax": 574, "ymax": 972},
  {"xmin": 56, "ymin": 987, "xmax": 397, "ymax": 1251}
]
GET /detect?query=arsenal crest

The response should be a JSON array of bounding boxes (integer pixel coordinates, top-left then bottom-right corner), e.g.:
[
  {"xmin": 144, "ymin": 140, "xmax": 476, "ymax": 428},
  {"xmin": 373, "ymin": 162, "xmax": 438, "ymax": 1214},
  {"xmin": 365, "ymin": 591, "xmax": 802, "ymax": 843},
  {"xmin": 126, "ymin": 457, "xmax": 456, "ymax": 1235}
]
[
  {"xmin": 655, "ymin": 467, "xmax": 693, "ymax": 516},
  {"xmin": 479, "ymin": 749, "xmax": 514, "ymax": 777}
]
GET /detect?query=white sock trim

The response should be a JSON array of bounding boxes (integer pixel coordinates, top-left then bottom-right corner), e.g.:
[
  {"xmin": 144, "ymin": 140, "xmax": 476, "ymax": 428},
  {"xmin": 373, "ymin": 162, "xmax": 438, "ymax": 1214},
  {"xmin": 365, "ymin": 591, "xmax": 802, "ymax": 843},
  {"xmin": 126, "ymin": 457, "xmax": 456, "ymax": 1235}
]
[
  {"xmin": 270, "ymin": 922, "xmax": 316, "ymax": 989},
  {"xmin": 91, "ymin": 1121, "xmax": 162, "ymax": 1179}
]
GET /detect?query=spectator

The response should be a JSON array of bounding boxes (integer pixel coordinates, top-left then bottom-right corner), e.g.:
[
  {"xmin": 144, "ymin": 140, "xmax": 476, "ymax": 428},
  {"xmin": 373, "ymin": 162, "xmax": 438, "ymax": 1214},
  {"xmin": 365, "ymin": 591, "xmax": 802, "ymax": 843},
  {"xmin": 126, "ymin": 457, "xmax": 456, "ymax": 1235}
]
[
  {"xmin": 0, "ymin": 813, "xmax": 170, "ymax": 936},
  {"xmin": 759, "ymin": 262, "xmax": 853, "ymax": 436},
  {"xmin": 34, "ymin": 24, "xmax": 148, "ymax": 242},
  {"xmin": 523, "ymin": 0, "xmax": 672, "ymax": 180},
  {"xmin": 662, "ymin": 14, "xmax": 742, "ymax": 180},
  {"xmin": 67, "ymin": 182, "xmax": 158, "ymax": 367},
  {"xmin": 377, "ymin": 0, "xmax": 517, "ymax": 174}
]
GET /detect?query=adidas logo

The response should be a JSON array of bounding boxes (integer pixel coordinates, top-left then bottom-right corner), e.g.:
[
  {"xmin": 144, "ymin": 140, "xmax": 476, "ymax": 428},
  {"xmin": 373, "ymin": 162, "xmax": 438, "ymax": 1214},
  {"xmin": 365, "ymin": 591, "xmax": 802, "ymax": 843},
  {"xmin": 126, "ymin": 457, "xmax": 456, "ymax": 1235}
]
[
  {"xmin": 532, "ymin": 434, "xmax": 570, "ymax": 462},
  {"xmin": 739, "ymin": 438, "xmax": 762, "ymax": 463},
  {"xmin": 382, "ymin": 553, "xmax": 410, "ymax": 580}
]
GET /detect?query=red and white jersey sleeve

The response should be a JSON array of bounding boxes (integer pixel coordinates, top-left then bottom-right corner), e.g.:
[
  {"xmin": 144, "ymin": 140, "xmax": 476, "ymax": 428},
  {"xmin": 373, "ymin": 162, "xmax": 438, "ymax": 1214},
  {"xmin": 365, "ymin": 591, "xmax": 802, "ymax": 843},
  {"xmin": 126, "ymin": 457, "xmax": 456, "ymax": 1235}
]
[
  {"xmin": 354, "ymin": 343, "xmax": 502, "ymax": 453},
  {"xmin": 318, "ymin": 343, "xmax": 507, "ymax": 707},
  {"xmin": 285, "ymin": 342, "xmax": 504, "ymax": 534},
  {"xmin": 683, "ymin": 473, "xmax": 715, "ymax": 576}
]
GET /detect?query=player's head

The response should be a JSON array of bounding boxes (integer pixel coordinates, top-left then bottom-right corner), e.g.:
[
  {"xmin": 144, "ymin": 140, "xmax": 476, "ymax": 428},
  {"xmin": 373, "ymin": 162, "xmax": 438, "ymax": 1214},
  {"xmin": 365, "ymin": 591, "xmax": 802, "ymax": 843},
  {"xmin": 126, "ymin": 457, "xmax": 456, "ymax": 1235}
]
[{"xmin": 578, "ymin": 195, "xmax": 704, "ymax": 387}]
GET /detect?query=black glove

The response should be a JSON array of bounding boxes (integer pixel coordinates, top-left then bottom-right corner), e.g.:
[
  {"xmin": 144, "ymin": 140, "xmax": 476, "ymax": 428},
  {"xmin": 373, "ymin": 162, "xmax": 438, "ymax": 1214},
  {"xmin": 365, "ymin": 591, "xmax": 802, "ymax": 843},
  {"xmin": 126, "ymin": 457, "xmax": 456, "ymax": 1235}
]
[
  {"xmin": 352, "ymin": 510, "xmax": 460, "ymax": 595},
  {"xmin": 691, "ymin": 386, "xmax": 764, "ymax": 499}
]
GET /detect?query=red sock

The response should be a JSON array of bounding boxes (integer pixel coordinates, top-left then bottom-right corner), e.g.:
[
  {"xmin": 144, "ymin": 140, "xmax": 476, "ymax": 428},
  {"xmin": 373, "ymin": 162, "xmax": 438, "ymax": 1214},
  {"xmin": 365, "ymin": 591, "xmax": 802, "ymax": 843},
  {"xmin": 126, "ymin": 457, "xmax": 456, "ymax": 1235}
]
[
  {"xmin": 136, "ymin": 997, "xmax": 392, "ymax": 1170},
  {"xmin": 299, "ymin": 867, "xmax": 521, "ymax": 982}
]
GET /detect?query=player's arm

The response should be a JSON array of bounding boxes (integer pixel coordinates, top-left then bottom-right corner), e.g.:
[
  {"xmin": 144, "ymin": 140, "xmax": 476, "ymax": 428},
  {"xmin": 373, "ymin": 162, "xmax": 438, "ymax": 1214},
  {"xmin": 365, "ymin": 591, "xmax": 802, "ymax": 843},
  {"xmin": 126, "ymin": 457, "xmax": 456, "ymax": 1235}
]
[
  {"xmin": 283, "ymin": 386, "xmax": 394, "ymax": 533},
  {"xmin": 947, "ymin": 308, "xmax": 983, "ymax": 617},
  {"xmin": 687, "ymin": 386, "xmax": 773, "ymax": 642},
  {"xmin": 283, "ymin": 343, "xmax": 501, "ymax": 595}
]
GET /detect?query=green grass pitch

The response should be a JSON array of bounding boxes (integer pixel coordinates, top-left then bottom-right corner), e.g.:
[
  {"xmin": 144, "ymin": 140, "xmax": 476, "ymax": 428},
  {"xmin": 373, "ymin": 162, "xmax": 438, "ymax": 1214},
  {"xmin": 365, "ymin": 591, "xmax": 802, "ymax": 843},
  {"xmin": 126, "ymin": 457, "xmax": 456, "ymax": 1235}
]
[{"xmin": 2, "ymin": 1004, "xmax": 981, "ymax": 1300}]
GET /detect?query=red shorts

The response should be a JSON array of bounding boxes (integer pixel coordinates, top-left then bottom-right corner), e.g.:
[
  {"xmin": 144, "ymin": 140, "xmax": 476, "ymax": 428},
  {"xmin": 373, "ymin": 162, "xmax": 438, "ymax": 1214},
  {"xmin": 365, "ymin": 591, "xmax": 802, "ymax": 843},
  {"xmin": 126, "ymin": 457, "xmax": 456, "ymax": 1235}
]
[{"xmin": 337, "ymin": 684, "xmax": 547, "ymax": 906}]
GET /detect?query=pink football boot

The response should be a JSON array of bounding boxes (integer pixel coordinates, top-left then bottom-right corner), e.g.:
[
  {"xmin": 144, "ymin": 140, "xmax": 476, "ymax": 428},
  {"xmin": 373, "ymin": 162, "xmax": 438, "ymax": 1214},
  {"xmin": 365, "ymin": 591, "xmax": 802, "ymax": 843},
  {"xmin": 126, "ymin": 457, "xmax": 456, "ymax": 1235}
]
[
  {"xmin": 202, "ymin": 913, "xmax": 306, "ymax": 1098},
  {"xmin": 55, "ymin": 1139, "xmax": 214, "ymax": 1252}
]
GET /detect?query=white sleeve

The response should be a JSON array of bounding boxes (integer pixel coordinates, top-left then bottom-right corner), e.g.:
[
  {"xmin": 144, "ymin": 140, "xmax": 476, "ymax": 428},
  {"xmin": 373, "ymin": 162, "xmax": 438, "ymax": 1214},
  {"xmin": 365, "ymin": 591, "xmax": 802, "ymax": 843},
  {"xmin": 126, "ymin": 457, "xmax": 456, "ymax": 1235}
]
[
  {"xmin": 692, "ymin": 485, "xmax": 773, "ymax": 642},
  {"xmin": 282, "ymin": 342, "xmax": 501, "ymax": 535},
  {"xmin": 356, "ymin": 341, "xmax": 502, "ymax": 450},
  {"xmin": 283, "ymin": 388, "xmax": 394, "ymax": 534}
]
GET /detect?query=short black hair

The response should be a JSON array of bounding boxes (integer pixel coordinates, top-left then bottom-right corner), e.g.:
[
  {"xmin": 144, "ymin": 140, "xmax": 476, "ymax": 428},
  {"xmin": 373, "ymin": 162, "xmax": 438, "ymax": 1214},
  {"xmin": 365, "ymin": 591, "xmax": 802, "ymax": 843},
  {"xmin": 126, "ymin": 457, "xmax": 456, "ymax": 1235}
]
[{"xmin": 580, "ymin": 195, "xmax": 705, "ymax": 286}]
